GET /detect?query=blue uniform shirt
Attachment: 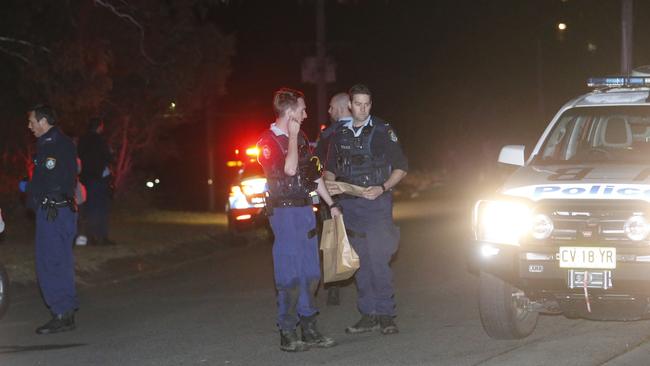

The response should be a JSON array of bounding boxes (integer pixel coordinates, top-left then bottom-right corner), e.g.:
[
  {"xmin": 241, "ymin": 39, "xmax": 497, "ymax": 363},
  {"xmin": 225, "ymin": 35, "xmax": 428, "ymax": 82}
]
[{"xmin": 27, "ymin": 127, "xmax": 77, "ymax": 209}]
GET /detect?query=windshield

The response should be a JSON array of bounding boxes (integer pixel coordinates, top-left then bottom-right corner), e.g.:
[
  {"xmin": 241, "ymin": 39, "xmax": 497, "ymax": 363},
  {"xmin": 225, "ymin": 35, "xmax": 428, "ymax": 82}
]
[{"xmin": 535, "ymin": 106, "xmax": 650, "ymax": 164}]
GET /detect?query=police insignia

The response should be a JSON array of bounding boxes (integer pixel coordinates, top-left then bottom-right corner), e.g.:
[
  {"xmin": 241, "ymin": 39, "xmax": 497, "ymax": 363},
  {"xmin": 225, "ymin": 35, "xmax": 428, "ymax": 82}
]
[
  {"xmin": 262, "ymin": 145, "xmax": 271, "ymax": 160},
  {"xmin": 389, "ymin": 129, "xmax": 398, "ymax": 142},
  {"xmin": 45, "ymin": 157, "xmax": 56, "ymax": 170}
]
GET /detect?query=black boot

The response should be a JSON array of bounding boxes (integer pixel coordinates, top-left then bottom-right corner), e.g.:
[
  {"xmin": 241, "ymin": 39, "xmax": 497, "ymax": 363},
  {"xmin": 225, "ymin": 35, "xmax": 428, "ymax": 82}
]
[
  {"xmin": 300, "ymin": 315, "xmax": 336, "ymax": 348},
  {"xmin": 345, "ymin": 314, "xmax": 379, "ymax": 334},
  {"xmin": 378, "ymin": 315, "xmax": 399, "ymax": 335},
  {"xmin": 280, "ymin": 329, "xmax": 310, "ymax": 352},
  {"xmin": 36, "ymin": 311, "xmax": 76, "ymax": 335}
]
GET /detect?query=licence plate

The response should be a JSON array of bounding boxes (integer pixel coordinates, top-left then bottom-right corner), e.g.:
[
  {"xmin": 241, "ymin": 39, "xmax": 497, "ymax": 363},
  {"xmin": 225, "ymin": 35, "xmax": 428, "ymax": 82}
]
[{"xmin": 558, "ymin": 246, "xmax": 616, "ymax": 269}]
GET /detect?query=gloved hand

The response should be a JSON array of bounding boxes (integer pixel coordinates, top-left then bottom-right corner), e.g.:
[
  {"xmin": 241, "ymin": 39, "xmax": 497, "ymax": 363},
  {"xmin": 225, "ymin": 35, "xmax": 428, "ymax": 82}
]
[
  {"xmin": 0, "ymin": 208, "xmax": 5, "ymax": 233},
  {"xmin": 18, "ymin": 179, "xmax": 28, "ymax": 193}
]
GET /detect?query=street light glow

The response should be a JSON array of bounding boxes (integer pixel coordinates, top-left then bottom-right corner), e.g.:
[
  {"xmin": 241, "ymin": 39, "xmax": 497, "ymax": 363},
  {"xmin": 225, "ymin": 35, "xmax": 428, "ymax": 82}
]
[{"xmin": 557, "ymin": 23, "xmax": 567, "ymax": 31}]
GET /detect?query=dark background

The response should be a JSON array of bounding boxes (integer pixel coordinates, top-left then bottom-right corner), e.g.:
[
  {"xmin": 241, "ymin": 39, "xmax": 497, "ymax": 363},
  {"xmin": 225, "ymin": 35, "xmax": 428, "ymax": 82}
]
[{"xmin": 4, "ymin": 0, "xmax": 650, "ymax": 210}]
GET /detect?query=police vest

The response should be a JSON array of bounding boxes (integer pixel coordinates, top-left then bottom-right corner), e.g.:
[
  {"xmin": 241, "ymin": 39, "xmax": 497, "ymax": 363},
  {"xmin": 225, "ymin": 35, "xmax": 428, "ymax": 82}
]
[
  {"xmin": 332, "ymin": 121, "xmax": 391, "ymax": 187},
  {"xmin": 264, "ymin": 131, "xmax": 319, "ymax": 200}
]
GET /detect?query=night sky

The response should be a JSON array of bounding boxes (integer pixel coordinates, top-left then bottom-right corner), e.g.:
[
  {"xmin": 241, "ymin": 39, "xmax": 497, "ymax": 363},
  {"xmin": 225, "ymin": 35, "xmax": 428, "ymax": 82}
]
[
  {"xmin": 3, "ymin": 0, "xmax": 650, "ymax": 208},
  {"xmin": 204, "ymin": 0, "xmax": 650, "ymax": 167}
]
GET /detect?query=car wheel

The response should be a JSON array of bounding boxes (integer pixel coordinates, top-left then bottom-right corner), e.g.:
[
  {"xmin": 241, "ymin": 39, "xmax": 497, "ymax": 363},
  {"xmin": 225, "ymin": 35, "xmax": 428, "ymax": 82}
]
[
  {"xmin": 478, "ymin": 271, "xmax": 538, "ymax": 339},
  {"xmin": 0, "ymin": 263, "xmax": 10, "ymax": 319}
]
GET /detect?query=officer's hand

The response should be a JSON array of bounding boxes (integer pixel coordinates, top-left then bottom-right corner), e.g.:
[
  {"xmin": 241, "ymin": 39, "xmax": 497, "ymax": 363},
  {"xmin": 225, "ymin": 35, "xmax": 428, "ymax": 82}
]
[
  {"xmin": 362, "ymin": 186, "xmax": 383, "ymax": 200},
  {"xmin": 18, "ymin": 179, "xmax": 28, "ymax": 193},
  {"xmin": 330, "ymin": 206, "xmax": 342, "ymax": 217},
  {"xmin": 288, "ymin": 119, "xmax": 301, "ymax": 137},
  {"xmin": 325, "ymin": 181, "xmax": 343, "ymax": 195}
]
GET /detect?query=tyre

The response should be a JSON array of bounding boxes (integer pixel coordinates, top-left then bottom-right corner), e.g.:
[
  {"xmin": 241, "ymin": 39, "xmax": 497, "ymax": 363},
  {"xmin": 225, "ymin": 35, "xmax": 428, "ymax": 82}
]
[
  {"xmin": 478, "ymin": 271, "xmax": 538, "ymax": 339},
  {"xmin": 0, "ymin": 263, "xmax": 10, "ymax": 319}
]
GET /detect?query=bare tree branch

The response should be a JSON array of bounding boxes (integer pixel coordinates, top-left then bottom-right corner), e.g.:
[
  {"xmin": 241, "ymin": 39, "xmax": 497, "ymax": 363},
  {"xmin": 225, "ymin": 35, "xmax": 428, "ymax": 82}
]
[
  {"xmin": 0, "ymin": 36, "xmax": 51, "ymax": 53},
  {"xmin": 0, "ymin": 45, "xmax": 31, "ymax": 63},
  {"xmin": 93, "ymin": 0, "xmax": 157, "ymax": 64}
]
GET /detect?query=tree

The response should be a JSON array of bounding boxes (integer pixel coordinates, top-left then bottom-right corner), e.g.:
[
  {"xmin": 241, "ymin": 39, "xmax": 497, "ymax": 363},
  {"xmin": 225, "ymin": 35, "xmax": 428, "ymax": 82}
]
[{"xmin": 0, "ymin": 0, "xmax": 235, "ymax": 196}]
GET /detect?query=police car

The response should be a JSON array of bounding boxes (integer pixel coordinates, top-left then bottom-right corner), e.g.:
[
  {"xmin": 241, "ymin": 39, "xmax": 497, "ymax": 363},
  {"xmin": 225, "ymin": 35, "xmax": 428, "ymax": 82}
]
[
  {"xmin": 226, "ymin": 150, "xmax": 269, "ymax": 234},
  {"xmin": 225, "ymin": 146, "xmax": 321, "ymax": 235},
  {"xmin": 472, "ymin": 76, "xmax": 650, "ymax": 339}
]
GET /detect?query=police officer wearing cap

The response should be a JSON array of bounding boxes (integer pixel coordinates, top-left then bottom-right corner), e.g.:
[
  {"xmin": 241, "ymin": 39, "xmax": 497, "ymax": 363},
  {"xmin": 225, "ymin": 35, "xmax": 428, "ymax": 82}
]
[
  {"xmin": 324, "ymin": 84, "xmax": 408, "ymax": 335},
  {"xmin": 26, "ymin": 104, "xmax": 79, "ymax": 334},
  {"xmin": 257, "ymin": 88, "xmax": 341, "ymax": 352}
]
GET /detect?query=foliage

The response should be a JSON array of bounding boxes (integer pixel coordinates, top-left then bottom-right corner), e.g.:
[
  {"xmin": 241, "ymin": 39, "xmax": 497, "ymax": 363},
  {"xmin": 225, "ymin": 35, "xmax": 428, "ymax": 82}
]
[{"xmin": 0, "ymin": 0, "xmax": 235, "ymax": 196}]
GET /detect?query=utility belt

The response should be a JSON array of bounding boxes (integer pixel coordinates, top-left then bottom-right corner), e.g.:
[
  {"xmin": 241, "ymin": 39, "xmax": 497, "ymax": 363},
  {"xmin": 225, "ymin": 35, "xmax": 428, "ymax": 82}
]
[
  {"xmin": 40, "ymin": 197, "xmax": 77, "ymax": 221},
  {"xmin": 265, "ymin": 196, "xmax": 313, "ymax": 218},
  {"xmin": 268, "ymin": 197, "xmax": 312, "ymax": 208}
]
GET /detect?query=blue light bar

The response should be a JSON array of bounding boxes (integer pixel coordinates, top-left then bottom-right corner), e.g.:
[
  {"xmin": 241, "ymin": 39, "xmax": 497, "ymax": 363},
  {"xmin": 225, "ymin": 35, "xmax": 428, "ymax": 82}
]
[{"xmin": 587, "ymin": 77, "xmax": 650, "ymax": 88}]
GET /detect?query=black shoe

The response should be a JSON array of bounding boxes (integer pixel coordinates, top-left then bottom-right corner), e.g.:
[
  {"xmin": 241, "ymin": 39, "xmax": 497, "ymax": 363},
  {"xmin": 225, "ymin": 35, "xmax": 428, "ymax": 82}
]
[
  {"xmin": 300, "ymin": 315, "xmax": 336, "ymax": 348},
  {"xmin": 326, "ymin": 286, "xmax": 340, "ymax": 306},
  {"xmin": 378, "ymin": 315, "xmax": 399, "ymax": 335},
  {"xmin": 345, "ymin": 314, "xmax": 379, "ymax": 334},
  {"xmin": 280, "ymin": 329, "xmax": 310, "ymax": 352},
  {"xmin": 36, "ymin": 311, "xmax": 76, "ymax": 335}
]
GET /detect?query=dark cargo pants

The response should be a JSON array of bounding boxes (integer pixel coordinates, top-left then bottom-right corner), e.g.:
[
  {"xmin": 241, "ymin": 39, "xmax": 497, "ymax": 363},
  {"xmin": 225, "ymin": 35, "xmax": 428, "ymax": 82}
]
[{"xmin": 340, "ymin": 193, "xmax": 400, "ymax": 316}]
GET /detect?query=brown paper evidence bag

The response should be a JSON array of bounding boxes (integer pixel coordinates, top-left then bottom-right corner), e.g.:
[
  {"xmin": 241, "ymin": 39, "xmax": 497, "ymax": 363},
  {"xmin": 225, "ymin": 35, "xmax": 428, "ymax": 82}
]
[{"xmin": 320, "ymin": 214, "xmax": 360, "ymax": 283}]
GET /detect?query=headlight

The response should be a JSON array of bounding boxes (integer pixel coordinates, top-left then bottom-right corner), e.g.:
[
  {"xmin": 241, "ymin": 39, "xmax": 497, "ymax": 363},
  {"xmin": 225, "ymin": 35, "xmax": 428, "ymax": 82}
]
[
  {"xmin": 228, "ymin": 185, "xmax": 249, "ymax": 209},
  {"xmin": 624, "ymin": 215, "xmax": 650, "ymax": 241},
  {"xmin": 241, "ymin": 178, "xmax": 267, "ymax": 196},
  {"xmin": 531, "ymin": 214, "xmax": 554, "ymax": 240},
  {"xmin": 474, "ymin": 200, "xmax": 532, "ymax": 246}
]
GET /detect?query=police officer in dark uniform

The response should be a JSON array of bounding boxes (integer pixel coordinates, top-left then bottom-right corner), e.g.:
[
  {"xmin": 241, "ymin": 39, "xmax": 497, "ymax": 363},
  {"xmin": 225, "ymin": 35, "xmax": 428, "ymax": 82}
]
[
  {"xmin": 78, "ymin": 117, "xmax": 114, "ymax": 246},
  {"xmin": 26, "ymin": 105, "xmax": 79, "ymax": 334},
  {"xmin": 314, "ymin": 92, "xmax": 352, "ymax": 165},
  {"xmin": 324, "ymin": 84, "xmax": 408, "ymax": 335},
  {"xmin": 257, "ymin": 88, "xmax": 341, "ymax": 352},
  {"xmin": 314, "ymin": 92, "xmax": 353, "ymax": 306}
]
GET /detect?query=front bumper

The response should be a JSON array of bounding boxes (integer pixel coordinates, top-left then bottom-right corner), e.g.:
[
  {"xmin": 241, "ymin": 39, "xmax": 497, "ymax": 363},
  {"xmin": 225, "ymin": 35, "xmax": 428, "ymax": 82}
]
[{"xmin": 471, "ymin": 241, "xmax": 650, "ymax": 319}]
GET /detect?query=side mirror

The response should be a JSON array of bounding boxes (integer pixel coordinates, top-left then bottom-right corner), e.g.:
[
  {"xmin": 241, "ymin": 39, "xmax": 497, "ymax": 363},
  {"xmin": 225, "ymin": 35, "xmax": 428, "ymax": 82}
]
[{"xmin": 498, "ymin": 145, "xmax": 525, "ymax": 166}]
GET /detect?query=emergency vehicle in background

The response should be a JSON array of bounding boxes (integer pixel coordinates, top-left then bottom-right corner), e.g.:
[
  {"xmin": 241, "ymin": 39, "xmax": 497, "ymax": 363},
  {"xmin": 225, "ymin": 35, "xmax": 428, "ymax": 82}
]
[
  {"xmin": 225, "ymin": 145, "xmax": 321, "ymax": 235},
  {"xmin": 225, "ymin": 146, "xmax": 268, "ymax": 234},
  {"xmin": 472, "ymin": 75, "xmax": 650, "ymax": 339}
]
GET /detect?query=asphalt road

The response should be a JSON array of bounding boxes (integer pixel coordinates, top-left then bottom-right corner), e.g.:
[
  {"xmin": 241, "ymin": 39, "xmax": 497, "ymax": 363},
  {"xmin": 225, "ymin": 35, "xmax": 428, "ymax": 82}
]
[{"xmin": 2, "ymin": 196, "xmax": 650, "ymax": 365}]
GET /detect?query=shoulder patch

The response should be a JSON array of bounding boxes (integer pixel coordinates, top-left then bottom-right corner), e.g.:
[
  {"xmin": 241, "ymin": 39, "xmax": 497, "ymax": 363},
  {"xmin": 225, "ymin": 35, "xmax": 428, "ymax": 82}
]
[
  {"xmin": 262, "ymin": 145, "xmax": 271, "ymax": 160},
  {"xmin": 45, "ymin": 157, "xmax": 56, "ymax": 170},
  {"xmin": 388, "ymin": 129, "xmax": 398, "ymax": 142}
]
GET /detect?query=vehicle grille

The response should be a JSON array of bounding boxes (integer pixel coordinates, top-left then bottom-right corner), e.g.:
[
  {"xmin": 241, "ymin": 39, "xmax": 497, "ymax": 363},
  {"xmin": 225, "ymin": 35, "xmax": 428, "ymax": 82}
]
[{"xmin": 532, "ymin": 199, "xmax": 650, "ymax": 245}]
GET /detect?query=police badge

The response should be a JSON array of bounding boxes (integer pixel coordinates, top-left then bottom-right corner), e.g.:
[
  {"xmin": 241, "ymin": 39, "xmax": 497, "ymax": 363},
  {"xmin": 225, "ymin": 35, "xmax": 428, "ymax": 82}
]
[
  {"xmin": 45, "ymin": 157, "xmax": 56, "ymax": 170},
  {"xmin": 388, "ymin": 129, "xmax": 398, "ymax": 142},
  {"xmin": 262, "ymin": 145, "xmax": 271, "ymax": 160}
]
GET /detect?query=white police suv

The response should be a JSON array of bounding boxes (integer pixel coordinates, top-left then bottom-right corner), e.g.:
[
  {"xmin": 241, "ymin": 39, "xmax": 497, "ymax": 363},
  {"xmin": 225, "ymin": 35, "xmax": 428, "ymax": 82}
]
[{"xmin": 472, "ymin": 76, "xmax": 650, "ymax": 339}]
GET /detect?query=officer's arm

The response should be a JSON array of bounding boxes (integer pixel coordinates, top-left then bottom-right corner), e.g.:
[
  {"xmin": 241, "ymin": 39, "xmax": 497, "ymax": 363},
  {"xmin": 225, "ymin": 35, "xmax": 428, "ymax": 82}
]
[
  {"xmin": 315, "ymin": 177, "xmax": 335, "ymax": 206},
  {"xmin": 383, "ymin": 126, "xmax": 409, "ymax": 190},
  {"xmin": 382, "ymin": 169, "xmax": 407, "ymax": 191},
  {"xmin": 284, "ymin": 126, "xmax": 300, "ymax": 176}
]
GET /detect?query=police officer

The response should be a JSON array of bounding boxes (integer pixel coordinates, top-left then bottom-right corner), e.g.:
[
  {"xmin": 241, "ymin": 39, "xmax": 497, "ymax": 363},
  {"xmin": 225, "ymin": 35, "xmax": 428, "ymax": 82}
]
[
  {"xmin": 314, "ymin": 92, "xmax": 353, "ymax": 306},
  {"xmin": 314, "ymin": 92, "xmax": 353, "ymax": 165},
  {"xmin": 324, "ymin": 84, "xmax": 408, "ymax": 335},
  {"xmin": 26, "ymin": 105, "xmax": 79, "ymax": 334},
  {"xmin": 257, "ymin": 88, "xmax": 341, "ymax": 352},
  {"xmin": 78, "ymin": 117, "xmax": 114, "ymax": 246}
]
